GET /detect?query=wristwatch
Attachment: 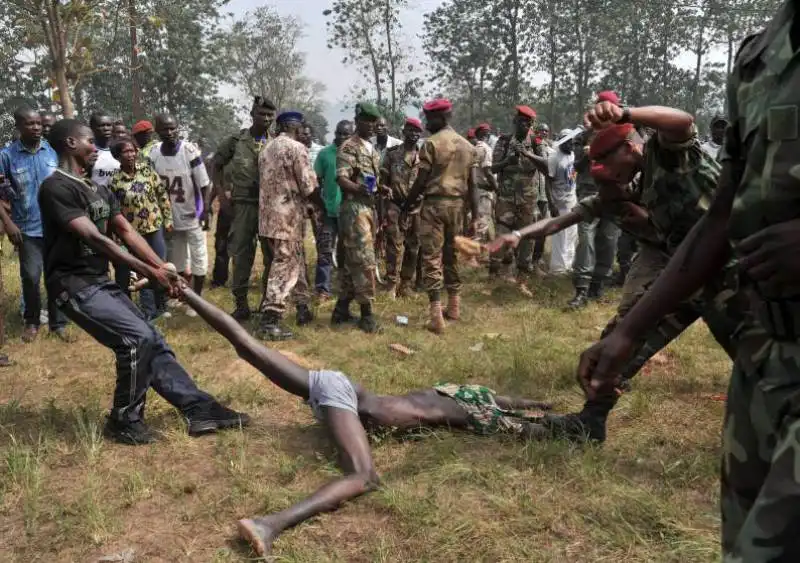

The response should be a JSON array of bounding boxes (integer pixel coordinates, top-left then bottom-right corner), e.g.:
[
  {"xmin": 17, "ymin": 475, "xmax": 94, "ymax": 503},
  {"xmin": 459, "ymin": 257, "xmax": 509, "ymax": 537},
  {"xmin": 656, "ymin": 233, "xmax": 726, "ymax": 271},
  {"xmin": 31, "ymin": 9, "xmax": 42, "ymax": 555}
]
[{"xmin": 616, "ymin": 107, "xmax": 632, "ymax": 124}]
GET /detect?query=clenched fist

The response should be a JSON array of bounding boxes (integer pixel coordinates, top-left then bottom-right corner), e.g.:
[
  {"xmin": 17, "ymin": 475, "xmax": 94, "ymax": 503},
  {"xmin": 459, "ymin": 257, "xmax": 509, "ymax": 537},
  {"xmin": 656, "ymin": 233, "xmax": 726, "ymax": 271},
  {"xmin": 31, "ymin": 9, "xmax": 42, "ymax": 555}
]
[{"xmin": 584, "ymin": 102, "xmax": 625, "ymax": 130}]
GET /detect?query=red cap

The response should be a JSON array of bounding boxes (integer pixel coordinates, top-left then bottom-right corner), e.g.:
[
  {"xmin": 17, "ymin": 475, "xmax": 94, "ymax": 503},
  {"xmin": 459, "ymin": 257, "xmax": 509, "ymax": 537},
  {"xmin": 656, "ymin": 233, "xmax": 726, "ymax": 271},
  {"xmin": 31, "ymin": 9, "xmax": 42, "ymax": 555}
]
[
  {"xmin": 475, "ymin": 122, "xmax": 491, "ymax": 133},
  {"xmin": 467, "ymin": 128, "xmax": 476, "ymax": 139},
  {"xmin": 404, "ymin": 117, "xmax": 423, "ymax": 130},
  {"xmin": 515, "ymin": 105, "xmax": 536, "ymax": 119},
  {"xmin": 596, "ymin": 91, "xmax": 621, "ymax": 105},
  {"xmin": 422, "ymin": 98, "xmax": 453, "ymax": 112},
  {"xmin": 589, "ymin": 123, "xmax": 635, "ymax": 160},
  {"xmin": 132, "ymin": 120, "xmax": 153, "ymax": 135}
]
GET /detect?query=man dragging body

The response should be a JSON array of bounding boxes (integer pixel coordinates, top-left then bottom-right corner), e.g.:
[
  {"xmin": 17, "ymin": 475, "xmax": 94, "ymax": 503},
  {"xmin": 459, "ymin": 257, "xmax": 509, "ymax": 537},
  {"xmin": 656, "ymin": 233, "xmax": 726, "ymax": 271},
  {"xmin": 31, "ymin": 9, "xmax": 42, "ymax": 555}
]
[{"xmin": 175, "ymin": 284, "xmax": 550, "ymax": 556}]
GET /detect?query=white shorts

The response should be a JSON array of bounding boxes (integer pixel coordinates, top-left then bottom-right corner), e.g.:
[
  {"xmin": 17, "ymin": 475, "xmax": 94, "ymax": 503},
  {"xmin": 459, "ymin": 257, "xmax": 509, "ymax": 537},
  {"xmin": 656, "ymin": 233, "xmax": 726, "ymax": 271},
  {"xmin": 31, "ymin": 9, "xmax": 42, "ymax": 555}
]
[
  {"xmin": 166, "ymin": 226, "xmax": 208, "ymax": 276},
  {"xmin": 307, "ymin": 370, "xmax": 359, "ymax": 422}
]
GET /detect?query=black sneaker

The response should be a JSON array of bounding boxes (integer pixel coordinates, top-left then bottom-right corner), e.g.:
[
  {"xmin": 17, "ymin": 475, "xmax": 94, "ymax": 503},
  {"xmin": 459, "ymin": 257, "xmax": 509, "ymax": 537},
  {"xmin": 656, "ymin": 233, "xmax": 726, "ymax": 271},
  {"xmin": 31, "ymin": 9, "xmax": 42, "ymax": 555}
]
[
  {"xmin": 231, "ymin": 300, "xmax": 251, "ymax": 322},
  {"xmin": 186, "ymin": 402, "xmax": 251, "ymax": 436},
  {"xmin": 566, "ymin": 288, "xmax": 589, "ymax": 310},
  {"xmin": 540, "ymin": 412, "xmax": 607, "ymax": 443},
  {"xmin": 104, "ymin": 417, "xmax": 156, "ymax": 445}
]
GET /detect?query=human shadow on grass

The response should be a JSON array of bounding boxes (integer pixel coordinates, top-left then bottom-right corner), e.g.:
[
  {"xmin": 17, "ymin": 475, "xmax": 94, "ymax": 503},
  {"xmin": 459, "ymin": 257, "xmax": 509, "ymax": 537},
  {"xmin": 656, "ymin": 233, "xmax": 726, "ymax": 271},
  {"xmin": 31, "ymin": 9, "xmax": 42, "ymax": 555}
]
[{"xmin": 0, "ymin": 399, "xmax": 107, "ymax": 450}]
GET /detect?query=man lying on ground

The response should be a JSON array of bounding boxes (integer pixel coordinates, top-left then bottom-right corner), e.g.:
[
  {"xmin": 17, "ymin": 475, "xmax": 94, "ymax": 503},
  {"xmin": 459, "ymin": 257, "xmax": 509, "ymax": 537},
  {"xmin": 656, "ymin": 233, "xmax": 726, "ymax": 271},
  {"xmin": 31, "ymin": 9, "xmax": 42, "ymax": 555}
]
[{"xmin": 175, "ymin": 283, "xmax": 549, "ymax": 556}]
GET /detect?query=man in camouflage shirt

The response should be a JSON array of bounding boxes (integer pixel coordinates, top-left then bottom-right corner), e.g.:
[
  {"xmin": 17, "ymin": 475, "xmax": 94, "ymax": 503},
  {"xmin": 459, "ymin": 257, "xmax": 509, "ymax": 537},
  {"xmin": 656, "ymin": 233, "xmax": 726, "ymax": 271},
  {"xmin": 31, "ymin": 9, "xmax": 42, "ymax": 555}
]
[
  {"xmin": 404, "ymin": 98, "xmax": 479, "ymax": 334},
  {"xmin": 472, "ymin": 123, "xmax": 498, "ymax": 244},
  {"xmin": 380, "ymin": 117, "xmax": 423, "ymax": 298},
  {"xmin": 332, "ymin": 102, "xmax": 383, "ymax": 333},
  {"xmin": 576, "ymin": 8, "xmax": 800, "ymax": 558},
  {"xmin": 493, "ymin": 104, "xmax": 744, "ymax": 446},
  {"xmin": 490, "ymin": 105, "xmax": 541, "ymax": 278},
  {"xmin": 213, "ymin": 96, "xmax": 276, "ymax": 320}
]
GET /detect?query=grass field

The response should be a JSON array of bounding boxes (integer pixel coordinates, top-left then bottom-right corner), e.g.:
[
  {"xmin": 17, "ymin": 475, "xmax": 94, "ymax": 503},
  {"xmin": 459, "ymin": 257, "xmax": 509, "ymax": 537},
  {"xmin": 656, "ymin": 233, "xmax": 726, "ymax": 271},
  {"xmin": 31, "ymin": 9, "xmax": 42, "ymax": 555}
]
[{"xmin": 0, "ymin": 241, "xmax": 731, "ymax": 562}]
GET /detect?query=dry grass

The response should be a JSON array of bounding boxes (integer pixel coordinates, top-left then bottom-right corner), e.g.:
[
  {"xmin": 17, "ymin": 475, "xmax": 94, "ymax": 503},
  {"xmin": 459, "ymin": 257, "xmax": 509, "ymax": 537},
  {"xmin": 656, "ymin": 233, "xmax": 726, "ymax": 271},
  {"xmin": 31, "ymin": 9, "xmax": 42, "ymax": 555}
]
[{"xmin": 0, "ymin": 239, "xmax": 729, "ymax": 562}]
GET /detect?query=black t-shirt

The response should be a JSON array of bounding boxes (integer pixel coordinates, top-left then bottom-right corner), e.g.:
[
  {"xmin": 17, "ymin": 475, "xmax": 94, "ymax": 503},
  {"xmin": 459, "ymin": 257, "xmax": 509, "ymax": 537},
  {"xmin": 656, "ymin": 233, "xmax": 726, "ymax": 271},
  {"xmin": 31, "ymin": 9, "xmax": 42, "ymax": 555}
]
[{"xmin": 39, "ymin": 169, "xmax": 120, "ymax": 296}]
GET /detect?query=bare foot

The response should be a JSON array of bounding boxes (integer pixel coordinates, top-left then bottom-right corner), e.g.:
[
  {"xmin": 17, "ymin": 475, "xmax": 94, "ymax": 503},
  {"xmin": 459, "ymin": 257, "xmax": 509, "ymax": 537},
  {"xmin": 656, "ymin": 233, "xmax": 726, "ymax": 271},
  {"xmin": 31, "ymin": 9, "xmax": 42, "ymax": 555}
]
[{"xmin": 237, "ymin": 517, "xmax": 278, "ymax": 557}]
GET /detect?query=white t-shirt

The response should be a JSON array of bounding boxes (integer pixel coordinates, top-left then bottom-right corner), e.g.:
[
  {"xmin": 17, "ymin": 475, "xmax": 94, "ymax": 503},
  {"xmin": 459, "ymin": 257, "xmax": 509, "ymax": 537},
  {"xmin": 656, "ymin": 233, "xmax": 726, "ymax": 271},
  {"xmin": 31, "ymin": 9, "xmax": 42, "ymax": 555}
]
[
  {"xmin": 91, "ymin": 147, "xmax": 121, "ymax": 188},
  {"xmin": 547, "ymin": 149, "xmax": 577, "ymax": 204},
  {"xmin": 149, "ymin": 141, "xmax": 210, "ymax": 231},
  {"xmin": 701, "ymin": 140, "xmax": 721, "ymax": 160}
]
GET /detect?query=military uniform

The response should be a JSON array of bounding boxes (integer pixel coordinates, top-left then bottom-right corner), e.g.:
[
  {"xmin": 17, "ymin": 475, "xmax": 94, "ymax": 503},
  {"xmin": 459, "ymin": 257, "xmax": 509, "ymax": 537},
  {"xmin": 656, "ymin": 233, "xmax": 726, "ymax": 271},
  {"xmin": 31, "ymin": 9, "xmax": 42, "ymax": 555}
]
[
  {"xmin": 257, "ymin": 133, "xmax": 316, "ymax": 333},
  {"xmin": 336, "ymin": 134, "xmax": 382, "ymax": 306},
  {"xmin": 472, "ymin": 140, "xmax": 495, "ymax": 243},
  {"xmin": 418, "ymin": 126, "xmax": 475, "ymax": 300},
  {"xmin": 381, "ymin": 144, "xmax": 420, "ymax": 288},
  {"xmin": 717, "ymin": 8, "xmax": 800, "ymax": 558},
  {"xmin": 491, "ymin": 132, "xmax": 540, "ymax": 274},
  {"xmin": 531, "ymin": 139, "xmax": 552, "ymax": 264},
  {"xmin": 214, "ymin": 129, "xmax": 269, "ymax": 313}
]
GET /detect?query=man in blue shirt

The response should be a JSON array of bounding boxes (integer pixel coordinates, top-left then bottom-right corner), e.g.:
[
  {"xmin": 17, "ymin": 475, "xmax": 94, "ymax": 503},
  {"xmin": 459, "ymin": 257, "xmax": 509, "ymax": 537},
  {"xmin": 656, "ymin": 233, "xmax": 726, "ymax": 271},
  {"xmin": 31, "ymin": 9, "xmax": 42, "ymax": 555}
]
[{"xmin": 0, "ymin": 106, "xmax": 69, "ymax": 342}]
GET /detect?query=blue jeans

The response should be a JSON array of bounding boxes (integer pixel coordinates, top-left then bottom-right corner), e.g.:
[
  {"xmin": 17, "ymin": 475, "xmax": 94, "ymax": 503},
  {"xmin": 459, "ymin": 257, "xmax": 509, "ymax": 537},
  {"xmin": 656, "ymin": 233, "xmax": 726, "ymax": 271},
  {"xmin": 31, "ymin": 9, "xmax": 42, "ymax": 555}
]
[
  {"xmin": 114, "ymin": 229, "xmax": 167, "ymax": 320},
  {"xmin": 314, "ymin": 215, "xmax": 343, "ymax": 295},
  {"xmin": 59, "ymin": 281, "xmax": 213, "ymax": 423},
  {"xmin": 20, "ymin": 234, "xmax": 67, "ymax": 330}
]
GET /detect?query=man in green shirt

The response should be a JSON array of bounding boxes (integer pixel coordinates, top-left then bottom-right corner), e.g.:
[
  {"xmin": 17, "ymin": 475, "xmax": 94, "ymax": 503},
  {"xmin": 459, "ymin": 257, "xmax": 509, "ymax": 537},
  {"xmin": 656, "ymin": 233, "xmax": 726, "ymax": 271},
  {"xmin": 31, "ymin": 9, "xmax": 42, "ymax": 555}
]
[
  {"xmin": 213, "ymin": 96, "xmax": 276, "ymax": 320},
  {"xmin": 313, "ymin": 120, "xmax": 353, "ymax": 298}
]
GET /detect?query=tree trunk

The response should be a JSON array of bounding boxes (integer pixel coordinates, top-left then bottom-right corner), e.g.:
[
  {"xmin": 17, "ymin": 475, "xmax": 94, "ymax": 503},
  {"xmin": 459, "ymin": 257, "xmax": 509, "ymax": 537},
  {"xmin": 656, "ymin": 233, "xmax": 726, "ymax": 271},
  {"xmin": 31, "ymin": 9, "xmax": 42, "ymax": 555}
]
[
  {"xmin": 129, "ymin": 0, "xmax": 143, "ymax": 120},
  {"xmin": 383, "ymin": 0, "xmax": 397, "ymax": 122},
  {"xmin": 41, "ymin": 0, "xmax": 74, "ymax": 117},
  {"xmin": 547, "ymin": 11, "xmax": 557, "ymax": 125},
  {"xmin": 359, "ymin": 13, "xmax": 383, "ymax": 106},
  {"xmin": 691, "ymin": 2, "xmax": 709, "ymax": 114}
]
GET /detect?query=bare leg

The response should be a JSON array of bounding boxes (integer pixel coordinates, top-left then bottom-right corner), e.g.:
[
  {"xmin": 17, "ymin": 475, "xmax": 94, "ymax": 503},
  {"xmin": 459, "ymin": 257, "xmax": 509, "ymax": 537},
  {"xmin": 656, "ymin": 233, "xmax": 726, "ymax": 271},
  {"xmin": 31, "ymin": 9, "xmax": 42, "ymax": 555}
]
[
  {"xmin": 494, "ymin": 396, "xmax": 552, "ymax": 410},
  {"xmin": 238, "ymin": 407, "xmax": 378, "ymax": 556},
  {"xmin": 179, "ymin": 285, "xmax": 310, "ymax": 398}
]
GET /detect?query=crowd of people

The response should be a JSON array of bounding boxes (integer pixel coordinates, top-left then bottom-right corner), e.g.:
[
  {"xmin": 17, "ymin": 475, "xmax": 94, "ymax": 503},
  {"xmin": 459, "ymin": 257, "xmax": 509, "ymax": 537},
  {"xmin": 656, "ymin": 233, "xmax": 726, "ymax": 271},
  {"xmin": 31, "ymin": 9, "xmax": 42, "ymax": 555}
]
[{"xmin": 1, "ymin": 4, "xmax": 799, "ymax": 556}]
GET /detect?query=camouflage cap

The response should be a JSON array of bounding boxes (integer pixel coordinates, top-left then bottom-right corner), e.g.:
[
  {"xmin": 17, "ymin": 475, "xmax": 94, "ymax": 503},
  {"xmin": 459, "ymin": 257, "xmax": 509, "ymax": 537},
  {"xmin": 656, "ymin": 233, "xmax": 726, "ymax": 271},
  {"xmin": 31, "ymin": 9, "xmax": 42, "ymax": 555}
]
[{"xmin": 355, "ymin": 102, "xmax": 381, "ymax": 121}]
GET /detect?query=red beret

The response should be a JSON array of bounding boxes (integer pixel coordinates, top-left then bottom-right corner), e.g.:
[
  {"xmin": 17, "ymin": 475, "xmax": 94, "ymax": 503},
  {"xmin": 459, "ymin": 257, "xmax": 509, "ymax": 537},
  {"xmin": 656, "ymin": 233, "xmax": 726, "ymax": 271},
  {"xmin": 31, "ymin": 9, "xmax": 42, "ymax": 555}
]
[
  {"xmin": 515, "ymin": 105, "xmax": 536, "ymax": 119},
  {"xmin": 596, "ymin": 91, "xmax": 621, "ymax": 105},
  {"xmin": 405, "ymin": 117, "xmax": 423, "ymax": 130},
  {"xmin": 131, "ymin": 120, "xmax": 153, "ymax": 134},
  {"xmin": 589, "ymin": 123, "xmax": 635, "ymax": 160},
  {"xmin": 475, "ymin": 122, "xmax": 491, "ymax": 133},
  {"xmin": 422, "ymin": 98, "xmax": 453, "ymax": 112},
  {"xmin": 466, "ymin": 128, "xmax": 476, "ymax": 138}
]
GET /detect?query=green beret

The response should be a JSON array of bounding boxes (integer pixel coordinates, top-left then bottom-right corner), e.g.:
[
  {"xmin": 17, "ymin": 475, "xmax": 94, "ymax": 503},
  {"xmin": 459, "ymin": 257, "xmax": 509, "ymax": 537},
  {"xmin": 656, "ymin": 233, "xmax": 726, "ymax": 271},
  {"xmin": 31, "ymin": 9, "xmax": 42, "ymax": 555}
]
[{"xmin": 356, "ymin": 102, "xmax": 381, "ymax": 120}]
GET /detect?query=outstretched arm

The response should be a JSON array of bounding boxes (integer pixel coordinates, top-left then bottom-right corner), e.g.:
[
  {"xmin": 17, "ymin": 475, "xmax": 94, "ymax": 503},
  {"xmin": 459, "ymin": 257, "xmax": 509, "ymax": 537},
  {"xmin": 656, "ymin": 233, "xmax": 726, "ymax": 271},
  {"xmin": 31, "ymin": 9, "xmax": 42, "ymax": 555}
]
[
  {"xmin": 486, "ymin": 211, "xmax": 583, "ymax": 253},
  {"xmin": 179, "ymin": 285, "xmax": 311, "ymax": 399}
]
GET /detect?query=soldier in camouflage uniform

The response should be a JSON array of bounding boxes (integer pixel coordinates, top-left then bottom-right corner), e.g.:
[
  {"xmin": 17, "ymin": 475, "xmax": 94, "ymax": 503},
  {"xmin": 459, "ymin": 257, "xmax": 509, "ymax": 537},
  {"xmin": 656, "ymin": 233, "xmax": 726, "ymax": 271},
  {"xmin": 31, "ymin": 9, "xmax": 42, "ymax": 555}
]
[
  {"xmin": 490, "ymin": 106, "xmax": 541, "ymax": 278},
  {"xmin": 491, "ymin": 104, "xmax": 744, "ymax": 446},
  {"xmin": 255, "ymin": 111, "xmax": 317, "ymax": 340},
  {"xmin": 403, "ymin": 98, "xmax": 479, "ymax": 334},
  {"xmin": 531, "ymin": 123, "xmax": 553, "ymax": 266},
  {"xmin": 332, "ymin": 102, "xmax": 383, "ymax": 333},
  {"xmin": 577, "ymin": 11, "xmax": 800, "ymax": 558},
  {"xmin": 380, "ymin": 117, "xmax": 423, "ymax": 298},
  {"xmin": 213, "ymin": 96, "xmax": 276, "ymax": 320}
]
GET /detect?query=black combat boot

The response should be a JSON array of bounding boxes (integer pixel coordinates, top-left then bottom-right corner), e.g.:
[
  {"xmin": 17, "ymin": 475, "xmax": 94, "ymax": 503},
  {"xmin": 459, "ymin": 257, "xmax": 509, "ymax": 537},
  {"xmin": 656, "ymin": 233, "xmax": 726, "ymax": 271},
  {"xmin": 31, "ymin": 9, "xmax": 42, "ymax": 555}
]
[
  {"xmin": 231, "ymin": 297, "xmax": 251, "ymax": 321},
  {"xmin": 539, "ymin": 396, "xmax": 616, "ymax": 443},
  {"xmin": 331, "ymin": 299, "xmax": 356, "ymax": 325},
  {"xmin": 357, "ymin": 303, "xmax": 380, "ymax": 333},
  {"xmin": 588, "ymin": 279, "xmax": 605, "ymax": 301},
  {"xmin": 567, "ymin": 287, "xmax": 589, "ymax": 310},
  {"xmin": 296, "ymin": 304, "xmax": 314, "ymax": 326},
  {"xmin": 255, "ymin": 311, "xmax": 293, "ymax": 341}
]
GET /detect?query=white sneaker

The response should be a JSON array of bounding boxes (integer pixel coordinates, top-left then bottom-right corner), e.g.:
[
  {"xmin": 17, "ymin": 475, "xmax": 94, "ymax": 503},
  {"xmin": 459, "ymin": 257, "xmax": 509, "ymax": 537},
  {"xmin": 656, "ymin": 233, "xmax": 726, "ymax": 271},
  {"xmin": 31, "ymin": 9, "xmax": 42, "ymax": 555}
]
[{"xmin": 185, "ymin": 308, "xmax": 198, "ymax": 318}]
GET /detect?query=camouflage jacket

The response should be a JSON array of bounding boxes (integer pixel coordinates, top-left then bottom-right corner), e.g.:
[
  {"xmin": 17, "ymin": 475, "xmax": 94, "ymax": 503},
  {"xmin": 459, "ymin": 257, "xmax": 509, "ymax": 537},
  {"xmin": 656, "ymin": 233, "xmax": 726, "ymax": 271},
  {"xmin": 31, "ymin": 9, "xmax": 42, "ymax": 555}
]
[
  {"xmin": 417, "ymin": 126, "xmax": 475, "ymax": 199},
  {"xmin": 381, "ymin": 144, "xmax": 419, "ymax": 203},
  {"xmin": 492, "ymin": 131, "xmax": 540, "ymax": 198},
  {"xmin": 215, "ymin": 129, "xmax": 270, "ymax": 203},
  {"xmin": 336, "ymin": 135, "xmax": 381, "ymax": 203},
  {"xmin": 579, "ymin": 129, "xmax": 720, "ymax": 256}
]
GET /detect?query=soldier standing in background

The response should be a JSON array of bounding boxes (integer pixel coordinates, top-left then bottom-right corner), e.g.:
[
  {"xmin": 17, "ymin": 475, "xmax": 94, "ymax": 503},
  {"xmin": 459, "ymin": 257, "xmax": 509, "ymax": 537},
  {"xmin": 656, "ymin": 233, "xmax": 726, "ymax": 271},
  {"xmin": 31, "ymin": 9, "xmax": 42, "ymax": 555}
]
[
  {"xmin": 531, "ymin": 123, "xmax": 552, "ymax": 268},
  {"xmin": 255, "ymin": 111, "xmax": 317, "ymax": 340},
  {"xmin": 473, "ymin": 123, "xmax": 498, "ymax": 245},
  {"xmin": 213, "ymin": 96, "xmax": 276, "ymax": 321},
  {"xmin": 331, "ymin": 102, "xmax": 382, "ymax": 333},
  {"xmin": 380, "ymin": 117, "xmax": 423, "ymax": 299},
  {"xmin": 490, "ymin": 106, "xmax": 540, "ymax": 279},
  {"xmin": 404, "ymin": 99, "xmax": 479, "ymax": 334}
]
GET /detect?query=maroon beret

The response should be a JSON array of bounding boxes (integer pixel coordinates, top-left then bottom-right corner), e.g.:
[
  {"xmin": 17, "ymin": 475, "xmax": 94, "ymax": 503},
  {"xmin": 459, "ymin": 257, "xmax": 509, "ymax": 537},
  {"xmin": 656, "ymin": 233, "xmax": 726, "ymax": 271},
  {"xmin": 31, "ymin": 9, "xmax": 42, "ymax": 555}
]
[
  {"xmin": 405, "ymin": 117, "xmax": 423, "ymax": 130},
  {"xmin": 475, "ymin": 122, "xmax": 491, "ymax": 133},
  {"xmin": 589, "ymin": 123, "xmax": 636, "ymax": 160},
  {"xmin": 422, "ymin": 98, "xmax": 453, "ymax": 112},
  {"xmin": 515, "ymin": 105, "xmax": 536, "ymax": 119}
]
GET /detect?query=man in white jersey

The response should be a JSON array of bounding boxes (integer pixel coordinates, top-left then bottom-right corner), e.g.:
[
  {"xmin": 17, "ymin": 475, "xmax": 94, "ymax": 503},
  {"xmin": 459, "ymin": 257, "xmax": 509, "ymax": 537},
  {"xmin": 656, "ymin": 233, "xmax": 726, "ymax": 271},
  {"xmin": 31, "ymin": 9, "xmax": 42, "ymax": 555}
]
[
  {"xmin": 149, "ymin": 114, "xmax": 211, "ymax": 311},
  {"xmin": 89, "ymin": 112, "xmax": 120, "ymax": 188}
]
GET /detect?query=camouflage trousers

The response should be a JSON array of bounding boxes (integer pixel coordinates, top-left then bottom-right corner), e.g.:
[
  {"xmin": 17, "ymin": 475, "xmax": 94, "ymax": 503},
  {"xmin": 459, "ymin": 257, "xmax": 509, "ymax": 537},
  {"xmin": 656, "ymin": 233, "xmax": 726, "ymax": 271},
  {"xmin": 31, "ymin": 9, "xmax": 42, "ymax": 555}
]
[
  {"xmin": 419, "ymin": 199, "xmax": 464, "ymax": 301},
  {"xmin": 384, "ymin": 201, "xmax": 421, "ymax": 286},
  {"xmin": 721, "ymin": 330, "xmax": 800, "ymax": 561},
  {"xmin": 474, "ymin": 188, "xmax": 495, "ymax": 243},
  {"xmin": 258, "ymin": 237, "xmax": 310, "ymax": 316},
  {"xmin": 491, "ymin": 191, "xmax": 537, "ymax": 274},
  {"xmin": 339, "ymin": 199, "xmax": 376, "ymax": 305}
]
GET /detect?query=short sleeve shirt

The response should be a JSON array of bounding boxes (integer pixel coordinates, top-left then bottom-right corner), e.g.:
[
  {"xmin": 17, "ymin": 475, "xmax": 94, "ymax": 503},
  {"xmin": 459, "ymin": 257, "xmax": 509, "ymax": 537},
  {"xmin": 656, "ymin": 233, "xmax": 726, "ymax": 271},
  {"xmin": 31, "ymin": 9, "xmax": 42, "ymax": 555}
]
[
  {"xmin": 547, "ymin": 150, "xmax": 576, "ymax": 204},
  {"xmin": 149, "ymin": 141, "xmax": 210, "ymax": 231},
  {"xmin": 91, "ymin": 147, "xmax": 121, "ymax": 188},
  {"xmin": 417, "ymin": 126, "xmax": 475, "ymax": 198},
  {"xmin": 39, "ymin": 169, "xmax": 120, "ymax": 296},
  {"xmin": 109, "ymin": 162, "xmax": 173, "ymax": 235},
  {"xmin": 337, "ymin": 135, "xmax": 381, "ymax": 195},
  {"xmin": 381, "ymin": 144, "xmax": 419, "ymax": 202}
]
